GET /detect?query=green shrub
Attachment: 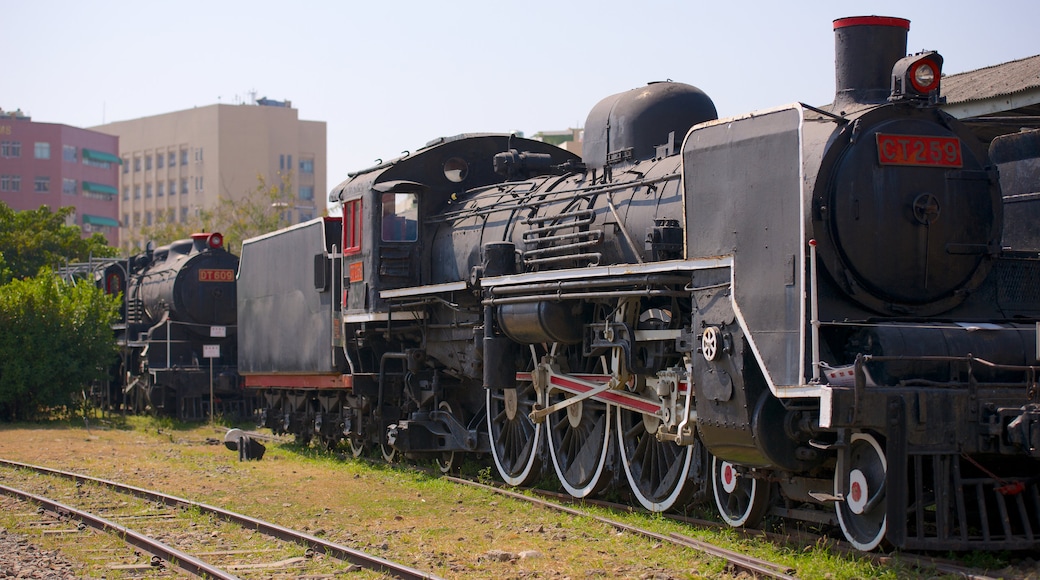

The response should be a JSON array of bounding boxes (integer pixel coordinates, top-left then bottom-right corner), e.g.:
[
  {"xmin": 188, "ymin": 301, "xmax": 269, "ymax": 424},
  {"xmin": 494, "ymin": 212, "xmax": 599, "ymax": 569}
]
[{"xmin": 0, "ymin": 270, "xmax": 119, "ymax": 420}]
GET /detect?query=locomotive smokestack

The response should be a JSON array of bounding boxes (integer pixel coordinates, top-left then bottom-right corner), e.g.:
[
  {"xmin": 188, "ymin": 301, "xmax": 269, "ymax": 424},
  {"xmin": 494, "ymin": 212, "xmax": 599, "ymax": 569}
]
[{"xmin": 833, "ymin": 16, "xmax": 910, "ymax": 106}]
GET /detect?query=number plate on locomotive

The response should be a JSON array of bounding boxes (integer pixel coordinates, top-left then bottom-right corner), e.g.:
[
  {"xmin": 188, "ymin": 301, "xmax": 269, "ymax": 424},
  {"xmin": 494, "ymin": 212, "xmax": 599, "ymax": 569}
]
[
  {"xmin": 198, "ymin": 268, "xmax": 235, "ymax": 282},
  {"xmin": 876, "ymin": 133, "xmax": 962, "ymax": 168}
]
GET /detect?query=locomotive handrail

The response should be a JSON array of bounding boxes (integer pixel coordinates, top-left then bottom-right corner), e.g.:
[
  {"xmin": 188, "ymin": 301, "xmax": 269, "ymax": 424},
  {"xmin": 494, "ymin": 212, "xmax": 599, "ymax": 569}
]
[{"xmin": 862, "ymin": 353, "xmax": 1040, "ymax": 373}]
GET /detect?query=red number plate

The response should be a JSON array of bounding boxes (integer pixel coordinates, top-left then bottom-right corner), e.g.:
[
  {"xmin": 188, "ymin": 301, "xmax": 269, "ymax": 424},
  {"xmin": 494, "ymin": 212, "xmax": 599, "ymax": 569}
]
[
  {"xmin": 876, "ymin": 133, "xmax": 962, "ymax": 168},
  {"xmin": 349, "ymin": 261, "xmax": 364, "ymax": 283},
  {"xmin": 198, "ymin": 268, "xmax": 235, "ymax": 282}
]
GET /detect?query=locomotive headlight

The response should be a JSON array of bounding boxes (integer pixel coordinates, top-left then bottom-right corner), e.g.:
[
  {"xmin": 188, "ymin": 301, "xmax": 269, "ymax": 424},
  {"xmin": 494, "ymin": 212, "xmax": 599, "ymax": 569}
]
[
  {"xmin": 890, "ymin": 50, "xmax": 944, "ymax": 102},
  {"xmin": 910, "ymin": 61, "xmax": 939, "ymax": 93}
]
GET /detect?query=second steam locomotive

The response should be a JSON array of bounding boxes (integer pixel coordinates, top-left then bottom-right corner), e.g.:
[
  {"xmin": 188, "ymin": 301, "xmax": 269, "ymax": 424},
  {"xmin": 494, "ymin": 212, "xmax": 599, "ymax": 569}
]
[{"xmin": 241, "ymin": 16, "xmax": 1040, "ymax": 551}]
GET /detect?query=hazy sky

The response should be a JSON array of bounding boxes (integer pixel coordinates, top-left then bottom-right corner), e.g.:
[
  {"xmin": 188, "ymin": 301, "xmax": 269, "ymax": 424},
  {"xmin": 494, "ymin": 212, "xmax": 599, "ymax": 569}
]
[{"xmin": 5, "ymin": 0, "xmax": 1038, "ymax": 204}]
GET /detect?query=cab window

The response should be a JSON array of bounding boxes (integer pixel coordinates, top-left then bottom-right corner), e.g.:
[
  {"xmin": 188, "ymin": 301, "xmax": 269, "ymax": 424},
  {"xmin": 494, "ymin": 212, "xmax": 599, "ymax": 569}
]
[
  {"xmin": 343, "ymin": 199, "xmax": 362, "ymax": 255},
  {"xmin": 381, "ymin": 192, "xmax": 418, "ymax": 242}
]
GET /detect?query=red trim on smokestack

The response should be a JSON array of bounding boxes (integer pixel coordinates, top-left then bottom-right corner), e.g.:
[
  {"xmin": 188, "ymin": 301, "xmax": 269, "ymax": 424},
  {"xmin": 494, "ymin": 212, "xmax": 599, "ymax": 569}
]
[{"xmin": 833, "ymin": 16, "xmax": 910, "ymax": 30}]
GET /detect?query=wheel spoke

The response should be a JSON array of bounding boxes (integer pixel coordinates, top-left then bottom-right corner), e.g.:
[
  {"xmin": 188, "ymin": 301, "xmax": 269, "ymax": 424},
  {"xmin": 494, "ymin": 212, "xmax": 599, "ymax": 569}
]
[
  {"xmin": 712, "ymin": 456, "xmax": 769, "ymax": 527},
  {"xmin": 486, "ymin": 347, "xmax": 543, "ymax": 486},
  {"xmin": 547, "ymin": 392, "xmax": 611, "ymax": 498},
  {"xmin": 618, "ymin": 407, "xmax": 701, "ymax": 511}
]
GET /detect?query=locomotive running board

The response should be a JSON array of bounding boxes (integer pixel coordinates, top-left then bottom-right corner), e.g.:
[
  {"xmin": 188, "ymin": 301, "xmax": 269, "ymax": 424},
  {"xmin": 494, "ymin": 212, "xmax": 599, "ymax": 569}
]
[{"xmin": 517, "ymin": 370, "xmax": 684, "ymax": 421}]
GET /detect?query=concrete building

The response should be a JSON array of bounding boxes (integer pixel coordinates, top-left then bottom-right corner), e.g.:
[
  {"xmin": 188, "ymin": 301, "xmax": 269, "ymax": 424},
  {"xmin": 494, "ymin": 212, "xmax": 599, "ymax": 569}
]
[
  {"xmin": 93, "ymin": 98, "xmax": 326, "ymax": 250},
  {"xmin": 532, "ymin": 128, "xmax": 583, "ymax": 156},
  {"xmin": 0, "ymin": 108, "xmax": 122, "ymax": 246}
]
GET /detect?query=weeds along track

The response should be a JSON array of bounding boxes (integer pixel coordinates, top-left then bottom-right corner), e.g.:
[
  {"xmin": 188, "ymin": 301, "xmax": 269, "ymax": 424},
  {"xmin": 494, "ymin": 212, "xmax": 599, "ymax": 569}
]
[
  {"xmin": 443, "ymin": 475, "xmax": 1010, "ymax": 580},
  {"xmin": 0, "ymin": 458, "xmax": 439, "ymax": 579}
]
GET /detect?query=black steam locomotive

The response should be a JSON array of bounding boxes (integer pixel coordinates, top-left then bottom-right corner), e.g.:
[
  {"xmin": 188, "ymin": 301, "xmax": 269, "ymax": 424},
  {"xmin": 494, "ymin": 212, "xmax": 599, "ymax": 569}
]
[
  {"xmin": 241, "ymin": 16, "xmax": 1040, "ymax": 551},
  {"xmin": 68, "ymin": 232, "xmax": 247, "ymax": 419}
]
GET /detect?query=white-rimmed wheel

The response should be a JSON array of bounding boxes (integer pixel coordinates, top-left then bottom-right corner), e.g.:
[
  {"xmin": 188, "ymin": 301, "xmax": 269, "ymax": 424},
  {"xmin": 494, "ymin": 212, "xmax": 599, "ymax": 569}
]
[
  {"xmin": 617, "ymin": 409, "xmax": 701, "ymax": 511},
  {"xmin": 546, "ymin": 387, "xmax": 612, "ymax": 498},
  {"xmin": 380, "ymin": 443, "xmax": 397, "ymax": 462},
  {"xmin": 486, "ymin": 345, "xmax": 544, "ymax": 486},
  {"xmin": 348, "ymin": 437, "xmax": 365, "ymax": 458},
  {"xmin": 435, "ymin": 401, "xmax": 459, "ymax": 474},
  {"xmin": 835, "ymin": 432, "xmax": 888, "ymax": 551},
  {"xmin": 712, "ymin": 457, "xmax": 770, "ymax": 527}
]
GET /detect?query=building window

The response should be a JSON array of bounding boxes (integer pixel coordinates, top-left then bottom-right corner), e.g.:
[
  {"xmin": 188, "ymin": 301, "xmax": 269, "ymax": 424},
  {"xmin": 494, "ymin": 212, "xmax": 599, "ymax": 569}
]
[
  {"xmin": 133, "ymin": 156, "xmax": 141, "ymax": 172},
  {"xmin": 180, "ymin": 178, "xmax": 188, "ymax": 194},
  {"xmin": 169, "ymin": 180, "xmax": 176, "ymax": 197},
  {"xmin": 145, "ymin": 211, "xmax": 152, "ymax": 226},
  {"xmin": 156, "ymin": 153, "xmax": 164, "ymax": 169},
  {"xmin": 34, "ymin": 176, "xmax": 50, "ymax": 192},
  {"xmin": 122, "ymin": 213, "xmax": 128, "ymax": 227},
  {"xmin": 299, "ymin": 158, "xmax": 314, "ymax": 174},
  {"xmin": 195, "ymin": 176, "xmax": 203, "ymax": 191},
  {"xmin": 287, "ymin": 155, "xmax": 292, "ymax": 173},
  {"xmin": 122, "ymin": 157, "xmax": 129, "ymax": 173},
  {"xmin": 134, "ymin": 186, "xmax": 141, "ymax": 199},
  {"xmin": 145, "ymin": 155, "xmax": 152, "ymax": 171},
  {"xmin": 157, "ymin": 182, "xmax": 164, "ymax": 197},
  {"xmin": 279, "ymin": 154, "xmax": 285, "ymax": 171},
  {"xmin": 168, "ymin": 151, "xmax": 176, "ymax": 167},
  {"xmin": 180, "ymin": 149, "xmax": 188, "ymax": 166},
  {"xmin": 133, "ymin": 212, "xmax": 140, "ymax": 226},
  {"xmin": 0, "ymin": 175, "xmax": 18, "ymax": 192},
  {"xmin": 146, "ymin": 184, "xmax": 153, "ymax": 198},
  {"xmin": 63, "ymin": 178, "xmax": 76, "ymax": 195},
  {"xmin": 34, "ymin": 142, "xmax": 50, "ymax": 159},
  {"xmin": 299, "ymin": 186, "xmax": 314, "ymax": 201},
  {"xmin": 180, "ymin": 207, "xmax": 188, "ymax": 223},
  {"xmin": 63, "ymin": 145, "xmax": 77, "ymax": 162},
  {"xmin": 1, "ymin": 141, "xmax": 21, "ymax": 158},
  {"xmin": 122, "ymin": 187, "xmax": 129, "ymax": 201},
  {"xmin": 195, "ymin": 147, "xmax": 203, "ymax": 162}
]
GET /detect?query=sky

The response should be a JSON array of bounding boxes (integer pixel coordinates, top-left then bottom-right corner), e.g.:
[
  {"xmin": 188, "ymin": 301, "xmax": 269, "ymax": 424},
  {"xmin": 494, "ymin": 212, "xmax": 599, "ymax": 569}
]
[{"xmin": 4, "ymin": 0, "xmax": 1038, "ymax": 210}]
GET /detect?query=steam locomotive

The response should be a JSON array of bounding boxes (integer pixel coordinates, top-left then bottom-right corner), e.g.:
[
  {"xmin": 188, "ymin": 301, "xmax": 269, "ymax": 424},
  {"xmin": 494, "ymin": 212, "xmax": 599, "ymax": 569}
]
[
  {"xmin": 68, "ymin": 232, "xmax": 247, "ymax": 419},
  {"xmin": 240, "ymin": 16, "xmax": 1040, "ymax": 551}
]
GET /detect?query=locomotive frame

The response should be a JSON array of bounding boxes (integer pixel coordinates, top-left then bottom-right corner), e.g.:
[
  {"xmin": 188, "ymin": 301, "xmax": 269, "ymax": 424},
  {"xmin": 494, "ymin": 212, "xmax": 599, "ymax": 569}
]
[{"xmin": 240, "ymin": 15, "xmax": 1040, "ymax": 552}]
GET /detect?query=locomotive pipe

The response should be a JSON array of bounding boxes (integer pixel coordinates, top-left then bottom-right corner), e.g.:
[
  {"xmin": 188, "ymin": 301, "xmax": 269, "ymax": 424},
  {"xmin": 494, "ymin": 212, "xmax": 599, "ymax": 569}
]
[
  {"xmin": 430, "ymin": 174, "xmax": 682, "ymax": 224},
  {"xmin": 606, "ymin": 197, "xmax": 644, "ymax": 264},
  {"xmin": 810, "ymin": 239, "xmax": 821, "ymax": 381},
  {"xmin": 485, "ymin": 288, "xmax": 686, "ymax": 306},
  {"xmin": 524, "ymin": 253, "xmax": 603, "ymax": 267},
  {"xmin": 488, "ymin": 274, "xmax": 692, "ymax": 295}
]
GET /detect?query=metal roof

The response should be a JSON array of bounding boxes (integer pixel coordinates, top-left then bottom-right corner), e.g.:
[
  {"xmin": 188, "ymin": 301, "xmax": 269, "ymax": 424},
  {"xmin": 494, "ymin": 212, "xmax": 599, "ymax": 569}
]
[{"xmin": 941, "ymin": 54, "xmax": 1040, "ymax": 119}]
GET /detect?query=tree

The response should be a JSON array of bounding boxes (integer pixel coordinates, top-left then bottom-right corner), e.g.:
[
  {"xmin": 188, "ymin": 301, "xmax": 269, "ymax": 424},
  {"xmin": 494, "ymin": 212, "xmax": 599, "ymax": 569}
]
[
  {"xmin": 0, "ymin": 203, "xmax": 116, "ymax": 283},
  {"xmin": 0, "ymin": 269, "xmax": 119, "ymax": 421},
  {"xmin": 134, "ymin": 171, "xmax": 311, "ymax": 252}
]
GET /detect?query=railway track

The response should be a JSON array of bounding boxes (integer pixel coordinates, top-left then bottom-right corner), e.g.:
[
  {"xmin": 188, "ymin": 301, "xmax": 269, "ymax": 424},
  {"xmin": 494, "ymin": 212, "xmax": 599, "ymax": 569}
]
[
  {"xmin": 444, "ymin": 475, "xmax": 1008, "ymax": 580},
  {"xmin": 527, "ymin": 487, "xmax": 1008, "ymax": 580},
  {"xmin": 0, "ymin": 458, "xmax": 440, "ymax": 579}
]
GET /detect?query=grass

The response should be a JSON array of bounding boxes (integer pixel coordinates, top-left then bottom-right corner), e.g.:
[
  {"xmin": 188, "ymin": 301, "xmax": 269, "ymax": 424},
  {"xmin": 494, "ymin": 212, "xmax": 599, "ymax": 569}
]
[{"xmin": 0, "ymin": 418, "xmax": 1027, "ymax": 579}]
